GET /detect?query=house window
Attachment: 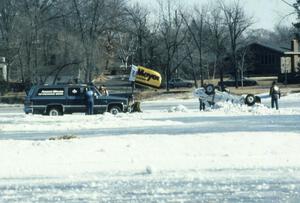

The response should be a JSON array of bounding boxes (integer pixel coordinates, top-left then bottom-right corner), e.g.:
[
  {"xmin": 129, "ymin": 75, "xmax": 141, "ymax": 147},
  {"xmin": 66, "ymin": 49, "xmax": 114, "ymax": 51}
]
[
  {"xmin": 260, "ymin": 55, "xmax": 264, "ymax": 64},
  {"xmin": 264, "ymin": 55, "xmax": 268, "ymax": 65},
  {"xmin": 268, "ymin": 55, "xmax": 272, "ymax": 65},
  {"xmin": 271, "ymin": 55, "xmax": 275, "ymax": 65}
]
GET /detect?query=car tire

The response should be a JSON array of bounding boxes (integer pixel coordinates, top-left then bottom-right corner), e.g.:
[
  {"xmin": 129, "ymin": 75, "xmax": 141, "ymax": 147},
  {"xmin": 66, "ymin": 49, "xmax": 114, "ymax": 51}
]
[
  {"xmin": 187, "ymin": 83, "xmax": 193, "ymax": 88},
  {"xmin": 109, "ymin": 106, "xmax": 121, "ymax": 115},
  {"xmin": 245, "ymin": 94, "xmax": 256, "ymax": 106},
  {"xmin": 48, "ymin": 108, "xmax": 61, "ymax": 116},
  {"xmin": 205, "ymin": 84, "xmax": 215, "ymax": 95}
]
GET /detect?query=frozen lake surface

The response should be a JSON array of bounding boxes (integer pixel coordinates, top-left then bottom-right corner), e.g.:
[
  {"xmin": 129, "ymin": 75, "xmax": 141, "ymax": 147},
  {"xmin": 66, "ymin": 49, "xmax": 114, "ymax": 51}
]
[
  {"xmin": 0, "ymin": 93, "xmax": 300, "ymax": 202},
  {"xmin": 1, "ymin": 170, "xmax": 300, "ymax": 202}
]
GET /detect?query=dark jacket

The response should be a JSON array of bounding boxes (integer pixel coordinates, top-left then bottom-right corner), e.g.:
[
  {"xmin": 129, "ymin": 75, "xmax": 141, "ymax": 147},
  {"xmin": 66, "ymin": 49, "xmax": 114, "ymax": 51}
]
[
  {"xmin": 86, "ymin": 90, "xmax": 94, "ymax": 103},
  {"xmin": 270, "ymin": 85, "xmax": 281, "ymax": 99}
]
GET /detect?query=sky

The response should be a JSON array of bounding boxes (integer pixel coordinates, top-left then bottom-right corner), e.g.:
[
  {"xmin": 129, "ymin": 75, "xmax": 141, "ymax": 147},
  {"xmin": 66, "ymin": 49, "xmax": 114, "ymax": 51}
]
[{"xmin": 130, "ymin": 0, "xmax": 296, "ymax": 31}]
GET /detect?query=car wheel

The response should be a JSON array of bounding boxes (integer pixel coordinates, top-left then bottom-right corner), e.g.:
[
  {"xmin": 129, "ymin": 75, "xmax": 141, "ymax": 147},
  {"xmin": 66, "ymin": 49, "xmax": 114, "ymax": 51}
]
[
  {"xmin": 109, "ymin": 106, "xmax": 121, "ymax": 115},
  {"xmin": 187, "ymin": 83, "xmax": 193, "ymax": 88},
  {"xmin": 205, "ymin": 84, "xmax": 215, "ymax": 95},
  {"xmin": 48, "ymin": 108, "xmax": 61, "ymax": 116},
  {"xmin": 245, "ymin": 94, "xmax": 256, "ymax": 106}
]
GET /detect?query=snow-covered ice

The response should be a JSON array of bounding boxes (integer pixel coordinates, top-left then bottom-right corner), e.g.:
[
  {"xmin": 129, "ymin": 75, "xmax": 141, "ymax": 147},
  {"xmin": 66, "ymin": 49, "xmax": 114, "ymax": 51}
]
[{"xmin": 0, "ymin": 93, "xmax": 300, "ymax": 202}]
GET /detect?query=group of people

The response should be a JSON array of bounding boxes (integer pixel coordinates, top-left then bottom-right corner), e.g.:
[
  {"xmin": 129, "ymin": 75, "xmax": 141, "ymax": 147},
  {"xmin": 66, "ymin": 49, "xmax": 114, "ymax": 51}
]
[
  {"xmin": 198, "ymin": 81, "xmax": 281, "ymax": 111},
  {"xmin": 85, "ymin": 85, "xmax": 109, "ymax": 115}
]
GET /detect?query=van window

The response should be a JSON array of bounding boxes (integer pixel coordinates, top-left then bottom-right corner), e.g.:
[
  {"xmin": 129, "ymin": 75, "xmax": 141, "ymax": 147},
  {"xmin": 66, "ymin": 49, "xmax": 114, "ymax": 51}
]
[
  {"xmin": 27, "ymin": 86, "xmax": 36, "ymax": 96},
  {"xmin": 68, "ymin": 87, "xmax": 85, "ymax": 97},
  {"xmin": 37, "ymin": 88, "xmax": 64, "ymax": 96}
]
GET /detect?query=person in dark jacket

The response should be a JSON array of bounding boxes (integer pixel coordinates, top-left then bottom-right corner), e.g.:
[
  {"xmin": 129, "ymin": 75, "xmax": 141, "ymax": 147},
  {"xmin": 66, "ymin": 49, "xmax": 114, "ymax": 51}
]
[
  {"xmin": 85, "ymin": 87, "xmax": 94, "ymax": 115},
  {"xmin": 199, "ymin": 98, "xmax": 205, "ymax": 111},
  {"xmin": 269, "ymin": 81, "xmax": 281, "ymax": 110}
]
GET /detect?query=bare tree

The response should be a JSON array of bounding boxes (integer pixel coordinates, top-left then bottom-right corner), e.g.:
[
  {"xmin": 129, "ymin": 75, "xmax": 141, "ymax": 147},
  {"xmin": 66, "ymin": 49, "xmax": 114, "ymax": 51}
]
[
  {"xmin": 219, "ymin": 0, "xmax": 253, "ymax": 88},
  {"xmin": 184, "ymin": 39, "xmax": 198, "ymax": 87},
  {"xmin": 158, "ymin": 0, "xmax": 188, "ymax": 91},
  {"xmin": 125, "ymin": 3, "xmax": 150, "ymax": 65},
  {"xmin": 16, "ymin": 0, "xmax": 68, "ymax": 83},
  {"xmin": 71, "ymin": 0, "xmax": 127, "ymax": 82},
  {"xmin": 181, "ymin": 6, "xmax": 209, "ymax": 87},
  {"xmin": 0, "ymin": 0, "xmax": 19, "ymax": 82},
  {"xmin": 206, "ymin": 6, "xmax": 228, "ymax": 90},
  {"xmin": 116, "ymin": 32, "xmax": 137, "ymax": 70}
]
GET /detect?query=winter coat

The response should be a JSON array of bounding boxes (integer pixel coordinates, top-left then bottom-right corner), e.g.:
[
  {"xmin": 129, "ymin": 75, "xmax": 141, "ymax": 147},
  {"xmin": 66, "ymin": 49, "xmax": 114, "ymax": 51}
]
[
  {"xmin": 86, "ymin": 90, "xmax": 94, "ymax": 103},
  {"xmin": 270, "ymin": 85, "xmax": 281, "ymax": 99}
]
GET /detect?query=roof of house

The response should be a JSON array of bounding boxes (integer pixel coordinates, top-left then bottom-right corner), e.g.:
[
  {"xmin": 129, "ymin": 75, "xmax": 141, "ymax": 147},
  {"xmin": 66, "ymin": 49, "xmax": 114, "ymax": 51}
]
[{"xmin": 249, "ymin": 42, "xmax": 288, "ymax": 53}]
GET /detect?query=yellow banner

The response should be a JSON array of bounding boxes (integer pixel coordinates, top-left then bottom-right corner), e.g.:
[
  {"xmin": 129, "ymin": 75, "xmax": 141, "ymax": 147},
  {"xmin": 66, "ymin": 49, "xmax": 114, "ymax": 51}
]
[{"xmin": 134, "ymin": 66, "xmax": 162, "ymax": 88}]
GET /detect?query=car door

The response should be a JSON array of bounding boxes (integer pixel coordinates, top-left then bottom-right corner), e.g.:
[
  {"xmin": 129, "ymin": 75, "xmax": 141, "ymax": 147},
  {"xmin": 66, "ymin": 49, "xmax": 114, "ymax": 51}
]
[
  {"xmin": 66, "ymin": 86, "xmax": 86, "ymax": 113},
  {"xmin": 91, "ymin": 86, "xmax": 107, "ymax": 114},
  {"xmin": 32, "ymin": 87, "xmax": 66, "ymax": 114},
  {"xmin": 178, "ymin": 79, "xmax": 185, "ymax": 87}
]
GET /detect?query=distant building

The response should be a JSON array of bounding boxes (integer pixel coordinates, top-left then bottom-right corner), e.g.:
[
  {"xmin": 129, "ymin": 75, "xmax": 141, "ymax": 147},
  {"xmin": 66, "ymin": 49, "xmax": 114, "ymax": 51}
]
[
  {"xmin": 280, "ymin": 39, "xmax": 300, "ymax": 74},
  {"xmin": 245, "ymin": 42, "xmax": 285, "ymax": 76},
  {"xmin": 220, "ymin": 42, "xmax": 285, "ymax": 77},
  {"xmin": 278, "ymin": 39, "xmax": 300, "ymax": 84}
]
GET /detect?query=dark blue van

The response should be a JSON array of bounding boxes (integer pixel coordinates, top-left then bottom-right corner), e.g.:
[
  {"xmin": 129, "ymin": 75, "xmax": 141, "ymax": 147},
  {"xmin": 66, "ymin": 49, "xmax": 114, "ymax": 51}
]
[{"xmin": 24, "ymin": 84, "xmax": 133, "ymax": 115}]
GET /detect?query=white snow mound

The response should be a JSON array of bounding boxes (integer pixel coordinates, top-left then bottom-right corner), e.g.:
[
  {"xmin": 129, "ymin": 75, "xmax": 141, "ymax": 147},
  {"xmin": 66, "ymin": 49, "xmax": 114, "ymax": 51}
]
[{"xmin": 168, "ymin": 105, "xmax": 189, "ymax": 112}]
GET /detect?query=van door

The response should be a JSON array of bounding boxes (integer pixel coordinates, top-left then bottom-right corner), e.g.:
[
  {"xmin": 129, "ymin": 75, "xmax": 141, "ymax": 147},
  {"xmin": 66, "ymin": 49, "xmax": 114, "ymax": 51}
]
[
  {"xmin": 66, "ymin": 87, "xmax": 86, "ymax": 113},
  {"xmin": 91, "ymin": 86, "xmax": 107, "ymax": 114}
]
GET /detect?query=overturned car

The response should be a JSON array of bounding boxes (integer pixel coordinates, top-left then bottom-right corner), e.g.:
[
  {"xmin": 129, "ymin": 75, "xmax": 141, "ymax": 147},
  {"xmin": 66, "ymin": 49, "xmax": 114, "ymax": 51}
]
[{"xmin": 194, "ymin": 84, "xmax": 261, "ymax": 107}]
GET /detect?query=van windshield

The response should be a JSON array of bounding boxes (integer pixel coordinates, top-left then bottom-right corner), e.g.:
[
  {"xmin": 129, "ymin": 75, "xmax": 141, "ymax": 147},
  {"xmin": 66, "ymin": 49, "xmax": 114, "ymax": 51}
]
[
  {"xmin": 91, "ymin": 86, "xmax": 101, "ymax": 96},
  {"xmin": 27, "ymin": 86, "xmax": 36, "ymax": 96}
]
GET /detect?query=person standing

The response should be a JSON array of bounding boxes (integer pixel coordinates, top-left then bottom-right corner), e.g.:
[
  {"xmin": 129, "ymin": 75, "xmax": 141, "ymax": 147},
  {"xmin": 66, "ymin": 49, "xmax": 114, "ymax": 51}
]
[
  {"xmin": 269, "ymin": 81, "xmax": 281, "ymax": 110},
  {"xmin": 199, "ymin": 98, "xmax": 205, "ymax": 111},
  {"xmin": 85, "ymin": 87, "xmax": 94, "ymax": 115}
]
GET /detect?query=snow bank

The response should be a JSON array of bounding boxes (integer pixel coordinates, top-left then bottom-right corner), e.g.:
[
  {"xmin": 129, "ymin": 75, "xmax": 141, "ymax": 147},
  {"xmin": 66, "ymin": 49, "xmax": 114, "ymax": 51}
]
[{"xmin": 0, "ymin": 132, "xmax": 300, "ymax": 179}]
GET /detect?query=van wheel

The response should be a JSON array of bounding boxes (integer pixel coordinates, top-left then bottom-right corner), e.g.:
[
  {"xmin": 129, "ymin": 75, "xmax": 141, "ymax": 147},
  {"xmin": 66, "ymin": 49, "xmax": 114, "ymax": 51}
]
[
  {"xmin": 48, "ymin": 108, "xmax": 61, "ymax": 116},
  {"xmin": 109, "ymin": 106, "xmax": 121, "ymax": 115},
  {"xmin": 245, "ymin": 94, "xmax": 256, "ymax": 106}
]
